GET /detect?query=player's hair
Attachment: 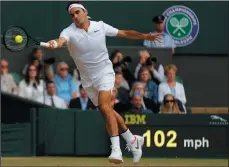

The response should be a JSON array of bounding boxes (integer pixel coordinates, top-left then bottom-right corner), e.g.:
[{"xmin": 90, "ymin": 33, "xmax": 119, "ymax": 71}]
[{"xmin": 66, "ymin": 1, "xmax": 85, "ymax": 12}]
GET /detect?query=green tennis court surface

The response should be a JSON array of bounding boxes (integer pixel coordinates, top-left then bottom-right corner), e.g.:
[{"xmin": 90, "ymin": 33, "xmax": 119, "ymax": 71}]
[{"xmin": 1, "ymin": 157, "xmax": 228, "ymax": 166}]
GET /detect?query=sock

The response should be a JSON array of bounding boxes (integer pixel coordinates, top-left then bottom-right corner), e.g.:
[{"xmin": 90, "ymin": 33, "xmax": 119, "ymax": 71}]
[
  {"xmin": 110, "ymin": 136, "xmax": 121, "ymax": 149},
  {"xmin": 120, "ymin": 129, "xmax": 136, "ymax": 144}
]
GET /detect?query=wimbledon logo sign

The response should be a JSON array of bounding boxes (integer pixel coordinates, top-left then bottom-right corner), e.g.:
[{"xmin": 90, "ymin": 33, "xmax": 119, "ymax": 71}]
[{"xmin": 163, "ymin": 5, "xmax": 199, "ymax": 47}]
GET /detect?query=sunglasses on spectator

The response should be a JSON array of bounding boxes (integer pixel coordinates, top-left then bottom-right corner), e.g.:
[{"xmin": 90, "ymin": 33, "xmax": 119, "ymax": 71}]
[
  {"xmin": 60, "ymin": 67, "xmax": 69, "ymax": 71},
  {"xmin": 165, "ymin": 100, "xmax": 174, "ymax": 103},
  {"xmin": 1, "ymin": 65, "xmax": 8, "ymax": 69}
]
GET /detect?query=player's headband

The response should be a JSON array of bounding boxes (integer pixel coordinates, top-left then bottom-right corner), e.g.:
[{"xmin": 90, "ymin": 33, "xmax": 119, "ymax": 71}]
[{"xmin": 68, "ymin": 4, "xmax": 91, "ymax": 19}]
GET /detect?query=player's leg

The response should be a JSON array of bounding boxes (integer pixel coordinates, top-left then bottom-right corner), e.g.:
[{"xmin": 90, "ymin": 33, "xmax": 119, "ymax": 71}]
[
  {"xmin": 83, "ymin": 85, "xmax": 123, "ymax": 164},
  {"xmin": 98, "ymin": 90, "xmax": 123, "ymax": 164},
  {"xmin": 112, "ymin": 109, "xmax": 144, "ymax": 164}
]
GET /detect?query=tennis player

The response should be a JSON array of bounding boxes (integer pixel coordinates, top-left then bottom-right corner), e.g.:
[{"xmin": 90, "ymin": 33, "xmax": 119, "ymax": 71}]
[{"xmin": 45, "ymin": 2, "xmax": 161, "ymax": 164}]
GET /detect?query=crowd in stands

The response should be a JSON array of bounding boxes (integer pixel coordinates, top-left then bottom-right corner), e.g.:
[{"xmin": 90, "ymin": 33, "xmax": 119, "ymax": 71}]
[
  {"xmin": 1, "ymin": 48, "xmax": 187, "ymax": 114},
  {"xmin": 1, "ymin": 14, "xmax": 187, "ymax": 114}
]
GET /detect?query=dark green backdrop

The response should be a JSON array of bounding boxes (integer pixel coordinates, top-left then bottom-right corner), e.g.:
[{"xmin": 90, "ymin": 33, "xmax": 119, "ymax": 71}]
[{"xmin": 1, "ymin": 1, "xmax": 228, "ymax": 54}]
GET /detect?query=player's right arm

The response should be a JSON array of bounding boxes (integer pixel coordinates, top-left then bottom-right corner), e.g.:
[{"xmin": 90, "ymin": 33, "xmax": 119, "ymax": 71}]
[
  {"xmin": 46, "ymin": 29, "xmax": 69, "ymax": 49},
  {"xmin": 46, "ymin": 37, "xmax": 67, "ymax": 49}
]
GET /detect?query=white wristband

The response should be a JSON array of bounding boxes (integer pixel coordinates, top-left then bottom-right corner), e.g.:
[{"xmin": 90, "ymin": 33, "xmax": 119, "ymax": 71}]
[{"xmin": 51, "ymin": 40, "xmax": 58, "ymax": 48}]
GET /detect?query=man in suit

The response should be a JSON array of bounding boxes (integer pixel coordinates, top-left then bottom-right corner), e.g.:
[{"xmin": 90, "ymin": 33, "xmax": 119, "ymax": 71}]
[
  {"xmin": 69, "ymin": 84, "xmax": 96, "ymax": 110},
  {"xmin": 36, "ymin": 80, "xmax": 67, "ymax": 109}
]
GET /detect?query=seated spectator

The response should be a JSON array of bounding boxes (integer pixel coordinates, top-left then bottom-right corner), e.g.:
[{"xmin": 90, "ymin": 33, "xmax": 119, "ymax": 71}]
[
  {"xmin": 130, "ymin": 81, "xmax": 159, "ymax": 113},
  {"xmin": 145, "ymin": 57, "xmax": 165, "ymax": 84},
  {"xmin": 115, "ymin": 71, "xmax": 129, "ymax": 90},
  {"xmin": 22, "ymin": 48, "xmax": 43, "ymax": 76},
  {"xmin": 23, "ymin": 48, "xmax": 54, "ymax": 80},
  {"xmin": 54, "ymin": 62, "xmax": 78, "ymax": 105},
  {"xmin": 158, "ymin": 64, "xmax": 187, "ymax": 111},
  {"xmin": 69, "ymin": 84, "xmax": 96, "ymax": 110},
  {"xmin": 111, "ymin": 87, "xmax": 129, "ymax": 113},
  {"xmin": 134, "ymin": 50, "xmax": 150, "ymax": 79},
  {"xmin": 18, "ymin": 64, "xmax": 44, "ymax": 101},
  {"xmin": 73, "ymin": 69, "xmax": 81, "ymax": 95},
  {"xmin": 138, "ymin": 67, "xmax": 158, "ymax": 103},
  {"xmin": 129, "ymin": 93, "xmax": 152, "ymax": 114},
  {"xmin": 115, "ymin": 71, "xmax": 130, "ymax": 104},
  {"xmin": 0, "ymin": 59, "xmax": 17, "ymax": 94},
  {"xmin": 143, "ymin": 15, "xmax": 175, "ymax": 54},
  {"xmin": 160, "ymin": 94, "xmax": 182, "ymax": 114},
  {"xmin": 110, "ymin": 49, "xmax": 124, "ymax": 71},
  {"xmin": 37, "ymin": 80, "xmax": 67, "ymax": 109},
  {"xmin": 110, "ymin": 50, "xmax": 135, "ymax": 86}
]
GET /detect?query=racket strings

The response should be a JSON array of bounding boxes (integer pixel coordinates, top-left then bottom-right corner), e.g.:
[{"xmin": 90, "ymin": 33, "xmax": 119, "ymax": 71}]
[{"xmin": 4, "ymin": 27, "xmax": 28, "ymax": 51}]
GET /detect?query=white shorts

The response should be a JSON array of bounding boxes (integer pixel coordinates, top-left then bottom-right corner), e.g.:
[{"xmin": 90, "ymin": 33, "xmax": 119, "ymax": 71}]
[{"xmin": 83, "ymin": 73, "xmax": 115, "ymax": 106}]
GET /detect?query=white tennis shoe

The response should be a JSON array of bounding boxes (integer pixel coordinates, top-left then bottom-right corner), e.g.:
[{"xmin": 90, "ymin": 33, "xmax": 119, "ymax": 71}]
[
  {"xmin": 125, "ymin": 135, "xmax": 144, "ymax": 164},
  {"xmin": 108, "ymin": 146, "xmax": 123, "ymax": 164}
]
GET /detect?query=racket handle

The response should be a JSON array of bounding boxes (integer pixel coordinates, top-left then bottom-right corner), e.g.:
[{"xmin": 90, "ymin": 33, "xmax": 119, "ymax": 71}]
[{"xmin": 40, "ymin": 42, "xmax": 50, "ymax": 47}]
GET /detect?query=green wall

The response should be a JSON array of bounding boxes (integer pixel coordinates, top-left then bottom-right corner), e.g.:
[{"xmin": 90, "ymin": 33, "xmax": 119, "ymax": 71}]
[{"xmin": 1, "ymin": 1, "xmax": 228, "ymax": 54}]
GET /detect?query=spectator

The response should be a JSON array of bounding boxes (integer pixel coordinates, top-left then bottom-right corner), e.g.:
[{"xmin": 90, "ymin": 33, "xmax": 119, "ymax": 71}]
[
  {"xmin": 22, "ymin": 48, "xmax": 43, "ymax": 76},
  {"xmin": 115, "ymin": 71, "xmax": 129, "ymax": 90},
  {"xmin": 158, "ymin": 64, "xmax": 187, "ymax": 111},
  {"xmin": 37, "ymin": 80, "xmax": 67, "ymax": 109},
  {"xmin": 134, "ymin": 50, "xmax": 150, "ymax": 79},
  {"xmin": 110, "ymin": 49, "xmax": 124, "ymax": 71},
  {"xmin": 160, "ymin": 94, "xmax": 182, "ymax": 114},
  {"xmin": 129, "ymin": 93, "xmax": 152, "ymax": 114},
  {"xmin": 54, "ymin": 62, "xmax": 78, "ymax": 105},
  {"xmin": 130, "ymin": 81, "xmax": 159, "ymax": 113},
  {"xmin": 69, "ymin": 84, "xmax": 96, "ymax": 110},
  {"xmin": 111, "ymin": 87, "xmax": 129, "ymax": 113},
  {"xmin": 18, "ymin": 64, "xmax": 44, "ymax": 101},
  {"xmin": 0, "ymin": 59, "xmax": 17, "ymax": 94},
  {"xmin": 138, "ymin": 67, "xmax": 158, "ymax": 103},
  {"xmin": 145, "ymin": 57, "xmax": 165, "ymax": 84},
  {"xmin": 110, "ymin": 50, "xmax": 135, "ymax": 86},
  {"xmin": 115, "ymin": 71, "xmax": 130, "ymax": 104},
  {"xmin": 143, "ymin": 15, "xmax": 175, "ymax": 54},
  {"xmin": 22, "ymin": 48, "xmax": 54, "ymax": 80},
  {"xmin": 73, "ymin": 69, "xmax": 81, "ymax": 93}
]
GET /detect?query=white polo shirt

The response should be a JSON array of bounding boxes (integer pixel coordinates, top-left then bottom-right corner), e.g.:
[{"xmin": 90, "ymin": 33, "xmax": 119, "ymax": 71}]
[{"xmin": 60, "ymin": 21, "xmax": 119, "ymax": 87}]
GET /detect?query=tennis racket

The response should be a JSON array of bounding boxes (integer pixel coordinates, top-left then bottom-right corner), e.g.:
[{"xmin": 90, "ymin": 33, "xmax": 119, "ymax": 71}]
[{"xmin": 3, "ymin": 25, "xmax": 50, "ymax": 52}]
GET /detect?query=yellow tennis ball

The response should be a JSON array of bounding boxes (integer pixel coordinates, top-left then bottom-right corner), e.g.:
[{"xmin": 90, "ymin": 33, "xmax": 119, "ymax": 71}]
[{"xmin": 15, "ymin": 35, "xmax": 23, "ymax": 43}]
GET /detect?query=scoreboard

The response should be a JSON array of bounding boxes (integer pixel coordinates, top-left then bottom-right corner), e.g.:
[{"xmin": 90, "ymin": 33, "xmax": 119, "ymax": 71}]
[{"xmin": 122, "ymin": 114, "xmax": 228, "ymax": 157}]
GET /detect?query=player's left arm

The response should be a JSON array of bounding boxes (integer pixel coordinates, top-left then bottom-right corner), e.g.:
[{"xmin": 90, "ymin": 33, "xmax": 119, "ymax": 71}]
[{"xmin": 117, "ymin": 30, "xmax": 162, "ymax": 42}]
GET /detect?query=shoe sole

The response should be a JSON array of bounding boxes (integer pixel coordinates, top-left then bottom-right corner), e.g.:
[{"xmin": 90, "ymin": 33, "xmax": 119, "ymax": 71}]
[{"xmin": 108, "ymin": 158, "xmax": 123, "ymax": 164}]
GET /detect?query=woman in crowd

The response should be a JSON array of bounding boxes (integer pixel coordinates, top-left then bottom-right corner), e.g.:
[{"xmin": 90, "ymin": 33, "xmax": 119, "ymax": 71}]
[
  {"xmin": 19, "ymin": 64, "xmax": 44, "ymax": 101},
  {"xmin": 160, "ymin": 94, "xmax": 182, "ymax": 114},
  {"xmin": 23, "ymin": 48, "xmax": 43, "ymax": 76},
  {"xmin": 129, "ymin": 81, "xmax": 159, "ymax": 113},
  {"xmin": 138, "ymin": 67, "xmax": 158, "ymax": 103},
  {"xmin": 158, "ymin": 64, "xmax": 186, "ymax": 112},
  {"xmin": 22, "ymin": 48, "xmax": 54, "ymax": 81}
]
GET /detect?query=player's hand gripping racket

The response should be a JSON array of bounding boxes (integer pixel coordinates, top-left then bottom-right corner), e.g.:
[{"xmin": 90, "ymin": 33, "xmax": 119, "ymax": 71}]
[{"xmin": 3, "ymin": 25, "xmax": 50, "ymax": 52}]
